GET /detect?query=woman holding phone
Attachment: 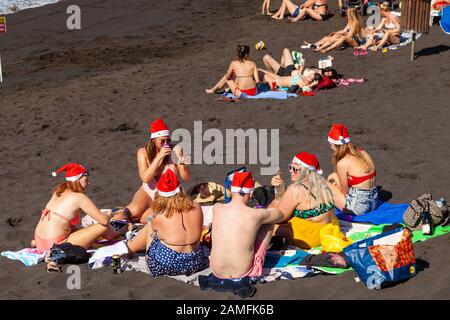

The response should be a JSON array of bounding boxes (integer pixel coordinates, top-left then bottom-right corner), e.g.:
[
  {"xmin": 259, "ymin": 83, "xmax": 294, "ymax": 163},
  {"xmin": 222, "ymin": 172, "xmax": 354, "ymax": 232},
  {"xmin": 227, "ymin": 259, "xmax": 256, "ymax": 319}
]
[{"xmin": 121, "ymin": 118, "xmax": 191, "ymax": 224}]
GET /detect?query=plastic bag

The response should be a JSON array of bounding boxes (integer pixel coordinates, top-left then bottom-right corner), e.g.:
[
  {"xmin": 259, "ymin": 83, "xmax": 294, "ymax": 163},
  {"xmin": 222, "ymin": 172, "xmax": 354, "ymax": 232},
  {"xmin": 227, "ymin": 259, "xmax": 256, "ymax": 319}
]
[{"xmin": 320, "ymin": 224, "xmax": 353, "ymax": 252}]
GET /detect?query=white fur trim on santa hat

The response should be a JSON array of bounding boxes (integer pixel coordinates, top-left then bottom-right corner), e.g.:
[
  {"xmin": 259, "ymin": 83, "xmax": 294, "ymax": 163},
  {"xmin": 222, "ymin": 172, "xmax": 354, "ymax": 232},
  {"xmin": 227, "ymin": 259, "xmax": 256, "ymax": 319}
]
[
  {"xmin": 52, "ymin": 172, "xmax": 57, "ymax": 177},
  {"xmin": 328, "ymin": 136, "xmax": 350, "ymax": 145},
  {"xmin": 65, "ymin": 173, "xmax": 84, "ymax": 181},
  {"xmin": 157, "ymin": 186, "xmax": 180, "ymax": 197},
  {"xmin": 151, "ymin": 130, "xmax": 170, "ymax": 139},
  {"xmin": 230, "ymin": 186, "xmax": 254, "ymax": 194},
  {"xmin": 292, "ymin": 157, "xmax": 323, "ymax": 175}
]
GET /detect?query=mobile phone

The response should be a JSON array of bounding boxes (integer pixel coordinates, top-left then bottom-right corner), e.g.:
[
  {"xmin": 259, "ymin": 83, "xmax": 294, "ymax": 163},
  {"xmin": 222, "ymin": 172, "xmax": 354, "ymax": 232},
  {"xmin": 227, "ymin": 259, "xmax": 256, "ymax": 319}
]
[{"xmin": 110, "ymin": 220, "xmax": 128, "ymax": 231}]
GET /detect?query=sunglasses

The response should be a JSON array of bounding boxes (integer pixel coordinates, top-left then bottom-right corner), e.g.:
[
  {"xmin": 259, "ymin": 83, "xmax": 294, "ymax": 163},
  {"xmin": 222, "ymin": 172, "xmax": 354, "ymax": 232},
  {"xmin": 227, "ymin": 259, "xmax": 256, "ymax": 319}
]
[
  {"xmin": 160, "ymin": 138, "xmax": 171, "ymax": 144},
  {"xmin": 288, "ymin": 164, "xmax": 301, "ymax": 174}
]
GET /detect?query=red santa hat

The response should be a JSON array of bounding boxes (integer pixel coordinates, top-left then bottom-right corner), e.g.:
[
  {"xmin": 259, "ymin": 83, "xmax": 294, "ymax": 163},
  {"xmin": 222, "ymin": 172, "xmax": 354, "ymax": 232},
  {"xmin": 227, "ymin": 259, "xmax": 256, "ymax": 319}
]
[
  {"xmin": 231, "ymin": 171, "xmax": 255, "ymax": 194},
  {"xmin": 156, "ymin": 169, "xmax": 180, "ymax": 197},
  {"xmin": 150, "ymin": 118, "xmax": 170, "ymax": 139},
  {"xmin": 328, "ymin": 123, "xmax": 351, "ymax": 145},
  {"xmin": 52, "ymin": 163, "xmax": 88, "ymax": 181},
  {"xmin": 292, "ymin": 152, "xmax": 323, "ymax": 175}
]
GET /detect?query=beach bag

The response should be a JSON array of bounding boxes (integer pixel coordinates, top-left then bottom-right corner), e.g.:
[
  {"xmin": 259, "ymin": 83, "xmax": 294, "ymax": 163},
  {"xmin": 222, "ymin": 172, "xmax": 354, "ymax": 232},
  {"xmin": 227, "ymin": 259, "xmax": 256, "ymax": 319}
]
[
  {"xmin": 249, "ymin": 185, "xmax": 275, "ymax": 208},
  {"xmin": 200, "ymin": 225, "xmax": 212, "ymax": 249},
  {"xmin": 320, "ymin": 224, "xmax": 353, "ymax": 253},
  {"xmin": 189, "ymin": 182, "xmax": 228, "ymax": 205},
  {"xmin": 49, "ymin": 243, "xmax": 91, "ymax": 265},
  {"xmin": 403, "ymin": 194, "xmax": 447, "ymax": 231},
  {"xmin": 343, "ymin": 227, "xmax": 416, "ymax": 289}
]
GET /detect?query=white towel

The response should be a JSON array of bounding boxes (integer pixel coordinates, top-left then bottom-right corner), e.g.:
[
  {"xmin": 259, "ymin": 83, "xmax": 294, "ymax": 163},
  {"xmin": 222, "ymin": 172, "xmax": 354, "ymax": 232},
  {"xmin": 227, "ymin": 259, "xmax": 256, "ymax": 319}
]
[{"xmin": 1, "ymin": 248, "xmax": 46, "ymax": 266}]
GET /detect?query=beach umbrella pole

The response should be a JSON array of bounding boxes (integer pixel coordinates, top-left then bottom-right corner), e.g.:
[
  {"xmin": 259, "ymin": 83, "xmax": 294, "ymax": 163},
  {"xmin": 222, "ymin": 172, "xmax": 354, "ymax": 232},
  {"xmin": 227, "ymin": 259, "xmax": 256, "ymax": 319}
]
[
  {"xmin": 0, "ymin": 51, "xmax": 2, "ymax": 82},
  {"xmin": 410, "ymin": 32, "xmax": 416, "ymax": 62}
]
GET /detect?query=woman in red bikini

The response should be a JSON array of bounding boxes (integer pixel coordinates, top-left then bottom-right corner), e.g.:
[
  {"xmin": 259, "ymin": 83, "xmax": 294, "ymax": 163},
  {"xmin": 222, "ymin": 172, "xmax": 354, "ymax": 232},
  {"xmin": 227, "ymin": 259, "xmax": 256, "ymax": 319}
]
[
  {"xmin": 121, "ymin": 118, "xmax": 191, "ymax": 224},
  {"xmin": 326, "ymin": 124, "xmax": 378, "ymax": 215},
  {"xmin": 33, "ymin": 163, "xmax": 115, "ymax": 253},
  {"xmin": 205, "ymin": 45, "xmax": 260, "ymax": 98}
]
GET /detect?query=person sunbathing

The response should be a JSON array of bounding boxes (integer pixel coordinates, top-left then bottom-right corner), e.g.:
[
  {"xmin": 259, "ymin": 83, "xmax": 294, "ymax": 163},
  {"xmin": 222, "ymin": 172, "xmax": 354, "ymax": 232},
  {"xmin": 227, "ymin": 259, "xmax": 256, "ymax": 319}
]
[
  {"xmin": 262, "ymin": 48, "xmax": 303, "ymax": 77},
  {"xmin": 259, "ymin": 68, "xmax": 322, "ymax": 91},
  {"xmin": 315, "ymin": 8, "xmax": 374, "ymax": 54},
  {"xmin": 126, "ymin": 169, "xmax": 207, "ymax": 277},
  {"xmin": 370, "ymin": 1, "xmax": 401, "ymax": 52},
  {"xmin": 326, "ymin": 123, "xmax": 378, "ymax": 215},
  {"xmin": 205, "ymin": 45, "xmax": 260, "ymax": 97},
  {"xmin": 33, "ymin": 163, "xmax": 115, "ymax": 253},
  {"xmin": 268, "ymin": 152, "xmax": 338, "ymax": 249},
  {"xmin": 209, "ymin": 171, "xmax": 284, "ymax": 279},
  {"xmin": 121, "ymin": 118, "xmax": 191, "ymax": 224},
  {"xmin": 271, "ymin": 0, "xmax": 329, "ymax": 21},
  {"xmin": 303, "ymin": 24, "xmax": 351, "ymax": 52}
]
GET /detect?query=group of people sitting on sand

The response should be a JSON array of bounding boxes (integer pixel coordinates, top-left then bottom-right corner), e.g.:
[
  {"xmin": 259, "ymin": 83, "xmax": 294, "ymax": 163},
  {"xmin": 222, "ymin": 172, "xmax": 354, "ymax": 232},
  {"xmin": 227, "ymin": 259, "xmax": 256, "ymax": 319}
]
[
  {"xmin": 205, "ymin": 45, "xmax": 338, "ymax": 98},
  {"xmin": 32, "ymin": 118, "xmax": 378, "ymax": 279},
  {"xmin": 262, "ymin": 0, "xmax": 330, "ymax": 22}
]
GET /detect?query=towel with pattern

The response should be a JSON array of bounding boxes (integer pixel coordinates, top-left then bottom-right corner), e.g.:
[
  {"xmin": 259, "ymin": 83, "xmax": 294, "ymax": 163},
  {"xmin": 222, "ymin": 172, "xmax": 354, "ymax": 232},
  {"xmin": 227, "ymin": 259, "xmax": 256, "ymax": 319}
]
[{"xmin": 1, "ymin": 248, "xmax": 46, "ymax": 266}]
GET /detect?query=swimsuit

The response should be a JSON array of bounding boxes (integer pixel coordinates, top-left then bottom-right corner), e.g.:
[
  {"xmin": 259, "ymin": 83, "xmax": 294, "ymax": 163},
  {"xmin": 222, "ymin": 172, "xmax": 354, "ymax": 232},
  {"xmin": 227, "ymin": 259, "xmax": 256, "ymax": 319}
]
[
  {"xmin": 34, "ymin": 208, "xmax": 81, "ymax": 252},
  {"xmin": 293, "ymin": 203, "xmax": 335, "ymax": 219},
  {"xmin": 348, "ymin": 171, "xmax": 376, "ymax": 186},
  {"xmin": 277, "ymin": 64, "xmax": 295, "ymax": 77},
  {"xmin": 290, "ymin": 74, "xmax": 301, "ymax": 86},
  {"xmin": 236, "ymin": 87, "xmax": 258, "ymax": 96},
  {"xmin": 313, "ymin": 3, "xmax": 329, "ymax": 20},
  {"xmin": 146, "ymin": 236, "xmax": 207, "ymax": 277}
]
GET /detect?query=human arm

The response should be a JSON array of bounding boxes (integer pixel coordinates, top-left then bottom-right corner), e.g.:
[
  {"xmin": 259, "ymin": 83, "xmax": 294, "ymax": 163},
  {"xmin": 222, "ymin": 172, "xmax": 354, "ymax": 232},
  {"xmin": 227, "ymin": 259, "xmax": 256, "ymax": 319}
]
[
  {"xmin": 137, "ymin": 146, "xmax": 171, "ymax": 183},
  {"xmin": 273, "ymin": 184, "xmax": 302, "ymax": 223},
  {"xmin": 375, "ymin": 17, "xmax": 386, "ymax": 31},
  {"xmin": 224, "ymin": 62, "xmax": 235, "ymax": 81},
  {"xmin": 173, "ymin": 144, "xmax": 191, "ymax": 182},
  {"xmin": 336, "ymin": 160, "xmax": 350, "ymax": 195},
  {"xmin": 253, "ymin": 62, "xmax": 261, "ymax": 83},
  {"xmin": 79, "ymin": 195, "xmax": 112, "ymax": 226}
]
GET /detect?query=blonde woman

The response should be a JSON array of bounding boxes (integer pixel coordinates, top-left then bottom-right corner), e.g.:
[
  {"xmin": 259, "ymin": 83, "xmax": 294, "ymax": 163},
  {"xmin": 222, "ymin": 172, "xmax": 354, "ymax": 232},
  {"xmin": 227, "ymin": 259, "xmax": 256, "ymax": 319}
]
[
  {"xmin": 269, "ymin": 152, "xmax": 338, "ymax": 249},
  {"xmin": 326, "ymin": 124, "xmax": 378, "ymax": 215},
  {"xmin": 126, "ymin": 169, "xmax": 207, "ymax": 277},
  {"xmin": 371, "ymin": 1, "xmax": 401, "ymax": 52},
  {"xmin": 319, "ymin": 7, "xmax": 374, "ymax": 54},
  {"xmin": 33, "ymin": 163, "xmax": 115, "ymax": 253},
  {"xmin": 121, "ymin": 118, "xmax": 191, "ymax": 224}
]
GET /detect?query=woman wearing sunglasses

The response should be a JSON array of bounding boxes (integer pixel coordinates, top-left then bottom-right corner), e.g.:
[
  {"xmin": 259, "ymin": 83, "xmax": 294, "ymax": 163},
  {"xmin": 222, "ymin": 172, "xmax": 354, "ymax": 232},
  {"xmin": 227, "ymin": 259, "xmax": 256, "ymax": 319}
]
[
  {"xmin": 269, "ymin": 152, "xmax": 338, "ymax": 249},
  {"xmin": 33, "ymin": 163, "xmax": 115, "ymax": 253},
  {"xmin": 121, "ymin": 118, "xmax": 191, "ymax": 224}
]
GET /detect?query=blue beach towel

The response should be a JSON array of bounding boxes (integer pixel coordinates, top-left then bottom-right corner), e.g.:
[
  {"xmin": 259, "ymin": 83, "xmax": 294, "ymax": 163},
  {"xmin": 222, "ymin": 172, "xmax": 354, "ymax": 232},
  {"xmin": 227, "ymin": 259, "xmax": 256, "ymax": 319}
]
[
  {"xmin": 263, "ymin": 250, "xmax": 309, "ymax": 268},
  {"xmin": 222, "ymin": 91, "xmax": 297, "ymax": 100},
  {"xmin": 440, "ymin": 6, "xmax": 450, "ymax": 34},
  {"xmin": 335, "ymin": 201, "xmax": 408, "ymax": 225}
]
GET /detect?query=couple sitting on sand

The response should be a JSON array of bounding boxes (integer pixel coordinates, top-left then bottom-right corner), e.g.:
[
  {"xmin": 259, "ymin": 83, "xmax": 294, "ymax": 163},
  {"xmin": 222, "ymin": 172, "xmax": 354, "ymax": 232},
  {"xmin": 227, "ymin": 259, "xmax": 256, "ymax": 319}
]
[
  {"xmin": 303, "ymin": 3, "xmax": 400, "ymax": 54},
  {"xmin": 262, "ymin": 0, "xmax": 329, "ymax": 23},
  {"xmin": 32, "ymin": 120, "xmax": 377, "ymax": 279},
  {"xmin": 205, "ymin": 45, "xmax": 338, "ymax": 98}
]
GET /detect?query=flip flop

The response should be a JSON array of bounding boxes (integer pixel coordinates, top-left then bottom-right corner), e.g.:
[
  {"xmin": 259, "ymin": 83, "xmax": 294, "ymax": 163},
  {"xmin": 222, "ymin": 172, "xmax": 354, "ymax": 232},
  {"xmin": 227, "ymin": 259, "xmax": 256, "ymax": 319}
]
[
  {"xmin": 359, "ymin": 49, "xmax": 368, "ymax": 56},
  {"xmin": 353, "ymin": 49, "xmax": 360, "ymax": 56}
]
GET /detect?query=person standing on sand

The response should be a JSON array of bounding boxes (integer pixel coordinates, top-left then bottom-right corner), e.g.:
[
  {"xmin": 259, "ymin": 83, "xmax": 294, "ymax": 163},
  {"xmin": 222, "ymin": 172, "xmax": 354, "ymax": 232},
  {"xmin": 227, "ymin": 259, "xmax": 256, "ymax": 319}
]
[
  {"xmin": 326, "ymin": 123, "xmax": 378, "ymax": 215},
  {"xmin": 120, "ymin": 118, "xmax": 191, "ymax": 224},
  {"xmin": 209, "ymin": 171, "xmax": 284, "ymax": 279},
  {"xmin": 33, "ymin": 163, "xmax": 116, "ymax": 253},
  {"xmin": 205, "ymin": 45, "xmax": 260, "ymax": 98}
]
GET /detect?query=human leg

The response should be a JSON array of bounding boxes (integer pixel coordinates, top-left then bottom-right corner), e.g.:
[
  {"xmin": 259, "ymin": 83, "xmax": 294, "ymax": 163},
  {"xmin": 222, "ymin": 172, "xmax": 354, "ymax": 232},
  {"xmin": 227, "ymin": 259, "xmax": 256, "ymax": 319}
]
[
  {"xmin": 65, "ymin": 223, "xmax": 111, "ymax": 249},
  {"xmin": 124, "ymin": 186, "xmax": 152, "ymax": 222},
  {"xmin": 205, "ymin": 75, "xmax": 229, "ymax": 94},
  {"xmin": 126, "ymin": 223, "xmax": 153, "ymax": 255},
  {"xmin": 262, "ymin": 54, "xmax": 281, "ymax": 73}
]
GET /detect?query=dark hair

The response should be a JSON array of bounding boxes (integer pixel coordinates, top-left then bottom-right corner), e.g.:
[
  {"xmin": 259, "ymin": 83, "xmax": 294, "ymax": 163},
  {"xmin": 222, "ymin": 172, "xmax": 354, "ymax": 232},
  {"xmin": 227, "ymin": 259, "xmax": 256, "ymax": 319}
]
[
  {"xmin": 324, "ymin": 67, "xmax": 338, "ymax": 79},
  {"xmin": 236, "ymin": 45, "xmax": 250, "ymax": 62},
  {"xmin": 313, "ymin": 73, "xmax": 323, "ymax": 82}
]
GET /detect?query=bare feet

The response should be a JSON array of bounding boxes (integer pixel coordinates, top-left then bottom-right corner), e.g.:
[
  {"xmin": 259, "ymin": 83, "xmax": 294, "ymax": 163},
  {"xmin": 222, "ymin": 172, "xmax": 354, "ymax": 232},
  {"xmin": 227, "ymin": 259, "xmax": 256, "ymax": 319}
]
[
  {"xmin": 30, "ymin": 240, "xmax": 36, "ymax": 248},
  {"xmin": 205, "ymin": 88, "xmax": 215, "ymax": 94}
]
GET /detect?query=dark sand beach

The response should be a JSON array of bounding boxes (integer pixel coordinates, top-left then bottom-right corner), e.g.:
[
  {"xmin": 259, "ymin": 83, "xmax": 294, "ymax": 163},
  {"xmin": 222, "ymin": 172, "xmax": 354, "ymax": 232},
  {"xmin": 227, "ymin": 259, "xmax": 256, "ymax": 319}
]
[{"xmin": 0, "ymin": 0, "xmax": 449, "ymax": 299}]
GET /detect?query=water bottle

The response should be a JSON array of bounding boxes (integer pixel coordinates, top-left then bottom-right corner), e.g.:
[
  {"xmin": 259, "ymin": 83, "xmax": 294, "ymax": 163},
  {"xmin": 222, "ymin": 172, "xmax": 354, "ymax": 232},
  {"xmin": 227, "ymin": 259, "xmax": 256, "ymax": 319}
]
[{"xmin": 435, "ymin": 197, "xmax": 446, "ymax": 208}]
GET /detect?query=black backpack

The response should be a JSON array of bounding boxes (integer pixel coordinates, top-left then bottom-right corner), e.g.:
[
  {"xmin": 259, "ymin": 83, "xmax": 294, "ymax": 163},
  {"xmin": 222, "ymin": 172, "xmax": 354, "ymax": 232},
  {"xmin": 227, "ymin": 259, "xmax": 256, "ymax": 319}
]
[
  {"xmin": 249, "ymin": 185, "xmax": 275, "ymax": 208},
  {"xmin": 49, "ymin": 242, "xmax": 91, "ymax": 264}
]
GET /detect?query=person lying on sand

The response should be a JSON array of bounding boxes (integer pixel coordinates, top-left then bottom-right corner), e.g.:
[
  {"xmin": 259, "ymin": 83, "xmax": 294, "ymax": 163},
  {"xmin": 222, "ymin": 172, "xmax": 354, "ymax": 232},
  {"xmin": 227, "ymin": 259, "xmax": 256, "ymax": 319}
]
[
  {"xmin": 262, "ymin": 48, "xmax": 304, "ymax": 77},
  {"xmin": 205, "ymin": 45, "xmax": 260, "ymax": 97},
  {"xmin": 271, "ymin": 0, "xmax": 329, "ymax": 22},
  {"xmin": 326, "ymin": 123, "xmax": 379, "ymax": 215},
  {"xmin": 209, "ymin": 171, "xmax": 284, "ymax": 278},
  {"xmin": 119, "ymin": 118, "xmax": 191, "ymax": 224},
  {"xmin": 269, "ymin": 152, "xmax": 338, "ymax": 249},
  {"xmin": 33, "ymin": 163, "xmax": 117, "ymax": 253},
  {"xmin": 259, "ymin": 68, "xmax": 322, "ymax": 91},
  {"xmin": 370, "ymin": 1, "xmax": 400, "ymax": 52},
  {"xmin": 126, "ymin": 169, "xmax": 207, "ymax": 277}
]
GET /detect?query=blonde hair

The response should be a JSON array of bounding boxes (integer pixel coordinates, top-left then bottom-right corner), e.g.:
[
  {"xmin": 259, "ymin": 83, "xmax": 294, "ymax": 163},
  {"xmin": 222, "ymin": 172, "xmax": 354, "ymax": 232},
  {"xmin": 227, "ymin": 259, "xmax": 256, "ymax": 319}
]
[
  {"xmin": 151, "ymin": 188, "xmax": 195, "ymax": 219},
  {"xmin": 332, "ymin": 142, "xmax": 370, "ymax": 172},
  {"xmin": 347, "ymin": 7, "xmax": 364, "ymax": 40},
  {"xmin": 52, "ymin": 181, "xmax": 85, "ymax": 197},
  {"xmin": 291, "ymin": 168, "xmax": 334, "ymax": 208}
]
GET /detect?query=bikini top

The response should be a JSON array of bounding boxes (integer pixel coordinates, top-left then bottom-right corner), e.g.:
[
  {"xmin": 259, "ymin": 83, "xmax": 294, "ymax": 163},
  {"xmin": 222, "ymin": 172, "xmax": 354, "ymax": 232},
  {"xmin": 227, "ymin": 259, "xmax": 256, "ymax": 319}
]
[
  {"xmin": 292, "ymin": 183, "xmax": 335, "ymax": 219},
  {"xmin": 41, "ymin": 208, "xmax": 81, "ymax": 227},
  {"xmin": 348, "ymin": 170, "xmax": 376, "ymax": 186},
  {"xmin": 313, "ymin": 2, "xmax": 328, "ymax": 10}
]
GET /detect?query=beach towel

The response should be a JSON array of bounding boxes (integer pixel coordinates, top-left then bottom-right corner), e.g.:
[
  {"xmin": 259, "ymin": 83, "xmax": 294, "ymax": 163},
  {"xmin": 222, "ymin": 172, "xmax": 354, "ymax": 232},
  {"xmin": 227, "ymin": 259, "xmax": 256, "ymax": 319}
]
[
  {"xmin": 382, "ymin": 32, "xmax": 423, "ymax": 51},
  {"xmin": 88, "ymin": 240, "xmax": 129, "ymax": 269},
  {"xmin": 1, "ymin": 248, "xmax": 46, "ymax": 266},
  {"xmin": 332, "ymin": 78, "xmax": 365, "ymax": 87},
  {"xmin": 440, "ymin": 6, "xmax": 450, "ymax": 34},
  {"xmin": 221, "ymin": 91, "xmax": 297, "ymax": 100},
  {"xmin": 263, "ymin": 249, "xmax": 309, "ymax": 268},
  {"xmin": 335, "ymin": 201, "xmax": 408, "ymax": 225}
]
